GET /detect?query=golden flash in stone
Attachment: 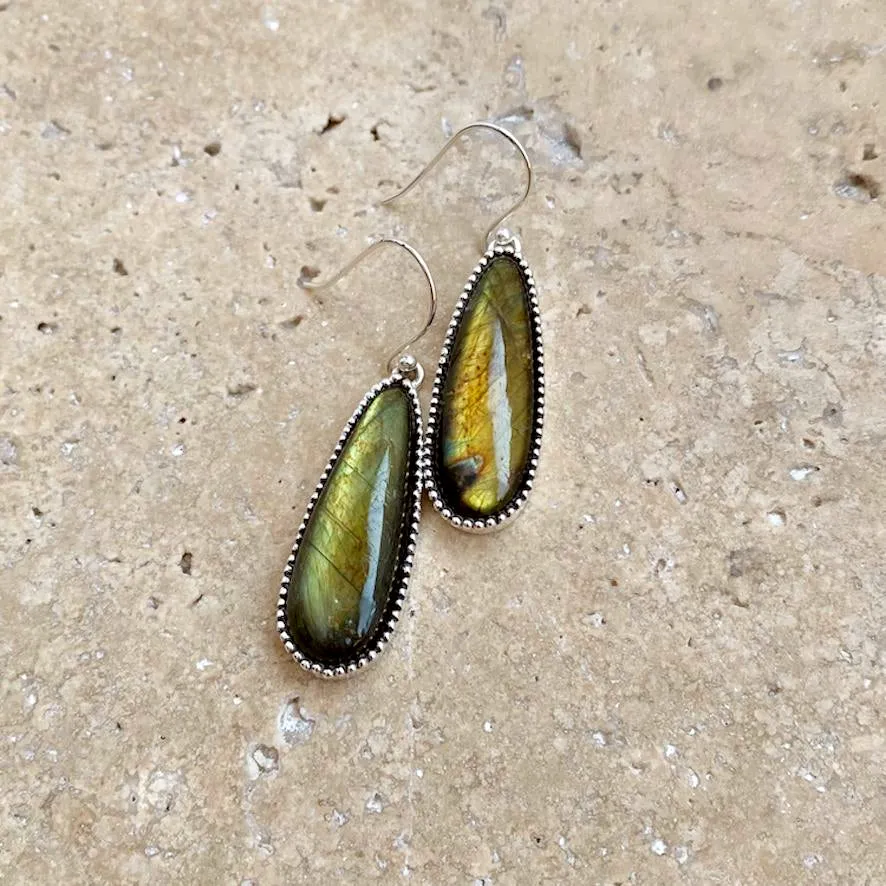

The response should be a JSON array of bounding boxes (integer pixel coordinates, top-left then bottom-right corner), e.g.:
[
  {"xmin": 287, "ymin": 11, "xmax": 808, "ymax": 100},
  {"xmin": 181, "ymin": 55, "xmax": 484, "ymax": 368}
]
[{"xmin": 437, "ymin": 255, "xmax": 534, "ymax": 517}]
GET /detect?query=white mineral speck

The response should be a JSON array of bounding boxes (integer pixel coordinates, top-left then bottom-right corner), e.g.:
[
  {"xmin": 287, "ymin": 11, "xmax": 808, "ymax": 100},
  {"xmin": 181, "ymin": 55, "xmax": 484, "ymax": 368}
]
[
  {"xmin": 675, "ymin": 846, "xmax": 689, "ymax": 864},
  {"xmin": 278, "ymin": 698, "xmax": 315, "ymax": 745},
  {"xmin": 0, "ymin": 437, "xmax": 18, "ymax": 466},
  {"xmin": 766, "ymin": 509, "xmax": 786, "ymax": 527},
  {"xmin": 483, "ymin": 720, "xmax": 494, "ymax": 733},
  {"xmin": 261, "ymin": 5, "xmax": 280, "ymax": 31},
  {"xmin": 196, "ymin": 658, "xmax": 213, "ymax": 670},
  {"xmin": 651, "ymin": 838, "xmax": 668, "ymax": 855},
  {"xmin": 251, "ymin": 745, "xmax": 278, "ymax": 772},
  {"xmin": 365, "ymin": 792, "xmax": 384, "ymax": 814},
  {"xmin": 592, "ymin": 730, "xmax": 607, "ymax": 747}
]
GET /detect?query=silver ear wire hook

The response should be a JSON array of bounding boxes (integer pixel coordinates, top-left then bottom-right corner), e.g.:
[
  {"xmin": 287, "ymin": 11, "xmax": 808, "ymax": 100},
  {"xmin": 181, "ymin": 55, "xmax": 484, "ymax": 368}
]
[
  {"xmin": 299, "ymin": 237, "xmax": 437, "ymax": 380},
  {"xmin": 380, "ymin": 121, "xmax": 533, "ymax": 246}
]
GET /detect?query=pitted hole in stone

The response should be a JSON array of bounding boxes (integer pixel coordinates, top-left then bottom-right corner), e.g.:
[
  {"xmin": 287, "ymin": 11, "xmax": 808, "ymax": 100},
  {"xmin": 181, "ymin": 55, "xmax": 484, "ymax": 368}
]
[
  {"xmin": 317, "ymin": 113, "xmax": 345, "ymax": 135},
  {"xmin": 227, "ymin": 379, "xmax": 257, "ymax": 397},
  {"xmin": 278, "ymin": 697, "xmax": 315, "ymax": 746},
  {"xmin": 247, "ymin": 744, "xmax": 279, "ymax": 779},
  {"xmin": 834, "ymin": 172, "xmax": 880, "ymax": 202},
  {"xmin": 298, "ymin": 265, "xmax": 321, "ymax": 288}
]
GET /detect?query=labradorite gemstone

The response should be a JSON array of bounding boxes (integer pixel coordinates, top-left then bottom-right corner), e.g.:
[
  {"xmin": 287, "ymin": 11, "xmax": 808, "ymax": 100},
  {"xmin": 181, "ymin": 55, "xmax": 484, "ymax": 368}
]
[
  {"xmin": 286, "ymin": 387, "xmax": 413, "ymax": 664},
  {"xmin": 437, "ymin": 255, "xmax": 534, "ymax": 518}
]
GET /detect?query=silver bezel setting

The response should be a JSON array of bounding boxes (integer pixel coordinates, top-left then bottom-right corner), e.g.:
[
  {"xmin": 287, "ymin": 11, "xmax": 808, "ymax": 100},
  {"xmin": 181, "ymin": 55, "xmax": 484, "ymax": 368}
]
[
  {"xmin": 276, "ymin": 373, "xmax": 424, "ymax": 678},
  {"xmin": 425, "ymin": 233, "xmax": 545, "ymax": 533}
]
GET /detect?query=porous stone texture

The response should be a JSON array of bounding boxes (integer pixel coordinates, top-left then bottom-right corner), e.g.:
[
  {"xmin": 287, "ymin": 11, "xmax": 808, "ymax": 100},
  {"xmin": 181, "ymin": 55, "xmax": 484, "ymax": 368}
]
[{"xmin": 1, "ymin": 2, "xmax": 884, "ymax": 884}]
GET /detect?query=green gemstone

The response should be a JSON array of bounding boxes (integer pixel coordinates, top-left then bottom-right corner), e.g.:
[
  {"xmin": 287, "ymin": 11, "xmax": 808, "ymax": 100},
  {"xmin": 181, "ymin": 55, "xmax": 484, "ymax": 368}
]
[
  {"xmin": 286, "ymin": 386, "xmax": 414, "ymax": 664},
  {"xmin": 437, "ymin": 255, "xmax": 534, "ymax": 518}
]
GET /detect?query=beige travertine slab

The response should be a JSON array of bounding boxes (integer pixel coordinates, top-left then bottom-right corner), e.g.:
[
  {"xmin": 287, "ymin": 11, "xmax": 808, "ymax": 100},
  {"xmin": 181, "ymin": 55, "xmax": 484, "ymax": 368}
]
[{"xmin": 1, "ymin": 1, "xmax": 885, "ymax": 883}]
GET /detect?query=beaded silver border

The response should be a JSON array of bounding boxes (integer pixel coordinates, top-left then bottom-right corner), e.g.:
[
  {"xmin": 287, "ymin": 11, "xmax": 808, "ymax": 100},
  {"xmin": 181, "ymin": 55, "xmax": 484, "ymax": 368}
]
[
  {"xmin": 276, "ymin": 373, "xmax": 423, "ymax": 678},
  {"xmin": 425, "ymin": 233, "xmax": 545, "ymax": 533}
]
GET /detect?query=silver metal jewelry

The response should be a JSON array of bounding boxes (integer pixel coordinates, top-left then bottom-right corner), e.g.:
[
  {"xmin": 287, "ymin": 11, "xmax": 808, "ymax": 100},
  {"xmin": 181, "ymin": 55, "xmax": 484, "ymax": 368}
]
[
  {"xmin": 383, "ymin": 124, "xmax": 544, "ymax": 532},
  {"xmin": 276, "ymin": 240, "xmax": 435, "ymax": 677},
  {"xmin": 425, "ymin": 230, "xmax": 544, "ymax": 532}
]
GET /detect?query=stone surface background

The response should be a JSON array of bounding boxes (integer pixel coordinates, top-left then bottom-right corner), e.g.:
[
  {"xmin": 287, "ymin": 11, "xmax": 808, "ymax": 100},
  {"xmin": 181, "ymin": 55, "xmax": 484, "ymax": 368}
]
[{"xmin": 2, "ymin": 1, "xmax": 885, "ymax": 883}]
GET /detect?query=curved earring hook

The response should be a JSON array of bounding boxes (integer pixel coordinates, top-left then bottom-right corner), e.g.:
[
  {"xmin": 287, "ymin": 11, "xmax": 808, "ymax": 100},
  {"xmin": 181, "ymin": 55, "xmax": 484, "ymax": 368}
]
[
  {"xmin": 299, "ymin": 237, "xmax": 437, "ymax": 375},
  {"xmin": 381, "ymin": 121, "xmax": 532, "ymax": 245}
]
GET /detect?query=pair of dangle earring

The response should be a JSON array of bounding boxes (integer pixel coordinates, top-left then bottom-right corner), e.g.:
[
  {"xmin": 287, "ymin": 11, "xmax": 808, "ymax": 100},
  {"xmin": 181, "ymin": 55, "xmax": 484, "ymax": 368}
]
[{"xmin": 277, "ymin": 123, "xmax": 545, "ymax": 677}]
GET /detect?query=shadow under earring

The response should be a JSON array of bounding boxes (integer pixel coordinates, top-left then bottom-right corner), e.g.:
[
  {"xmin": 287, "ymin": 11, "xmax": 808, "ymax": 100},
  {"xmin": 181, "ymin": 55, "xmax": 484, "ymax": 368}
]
[
  {"xmin": 383, "ymin": 123, "xmax": 544, "ymax": 532},
  {"xmin": 276, "ymin": 239, "xmax": 435, "ymax": 677}
]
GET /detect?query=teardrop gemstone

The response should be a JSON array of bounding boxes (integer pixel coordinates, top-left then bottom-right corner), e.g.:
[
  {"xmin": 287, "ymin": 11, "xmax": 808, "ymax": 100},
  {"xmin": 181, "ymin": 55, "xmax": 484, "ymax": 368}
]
[
  {"xmin": 436, "ymin": 254, "xmax": 535, "ymax": 518},
  {"xmin": 285, "ymin": 386, "xmax": 415, "ymax": 665}
]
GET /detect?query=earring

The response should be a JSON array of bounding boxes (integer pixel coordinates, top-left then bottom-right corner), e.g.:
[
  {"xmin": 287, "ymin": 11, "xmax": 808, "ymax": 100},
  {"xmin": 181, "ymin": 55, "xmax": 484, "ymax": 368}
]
[
  {"xmin": 277, "ymin": 239, "xmax": 436, "ymax": 678},
  {"xmin": 383, "ymin": 123, "xmax": 544, "ymax": 532}
]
